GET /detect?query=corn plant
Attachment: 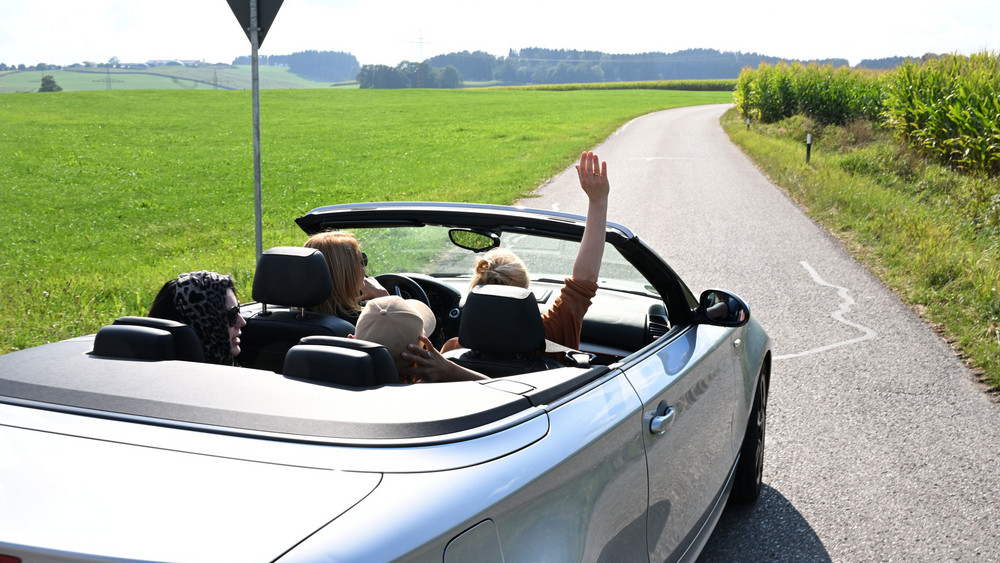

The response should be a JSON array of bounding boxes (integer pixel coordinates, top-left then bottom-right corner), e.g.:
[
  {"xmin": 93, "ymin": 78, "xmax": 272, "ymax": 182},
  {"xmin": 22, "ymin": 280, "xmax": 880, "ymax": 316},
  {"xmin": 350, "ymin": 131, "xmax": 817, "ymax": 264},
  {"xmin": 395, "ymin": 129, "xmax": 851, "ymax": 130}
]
[
  {"xmin": 884, "ymin": 52, "xmax": 1000, "ymax": 177},
  {"xmin": 735, "ymin": 62, "xmax": 885, "ymax": 126}
]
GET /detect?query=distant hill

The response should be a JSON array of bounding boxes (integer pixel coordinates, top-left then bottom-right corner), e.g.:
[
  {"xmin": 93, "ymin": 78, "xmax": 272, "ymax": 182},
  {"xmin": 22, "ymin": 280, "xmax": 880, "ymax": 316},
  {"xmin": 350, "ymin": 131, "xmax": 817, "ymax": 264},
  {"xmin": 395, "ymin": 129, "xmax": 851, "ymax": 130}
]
[
  {"xmin": 0, "ymin": 65, "xmax": 337, "ymax": 93},
  {"xmin": 374, "ymin": 47, "xmax": 851, "ymax": 87},
  {"xmin": 855, "ymin": 56, "xmax": 917, "ymax": 69},
  {"xmin": 231, "ymin": 50, "xmax": 359, "ymax": 83},
  {"xmin": 466, "ymin": 47, "xmax": 850, "ymax": 84}
]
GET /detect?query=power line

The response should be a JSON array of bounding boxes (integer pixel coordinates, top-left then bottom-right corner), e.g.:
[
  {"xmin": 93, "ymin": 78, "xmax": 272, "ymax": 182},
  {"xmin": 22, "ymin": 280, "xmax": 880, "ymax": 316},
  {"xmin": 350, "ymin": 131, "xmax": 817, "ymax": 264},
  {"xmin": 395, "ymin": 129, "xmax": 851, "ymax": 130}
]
[{"xmin": 91, "ymin": 67, "xmax": 124, "ymax": 90}]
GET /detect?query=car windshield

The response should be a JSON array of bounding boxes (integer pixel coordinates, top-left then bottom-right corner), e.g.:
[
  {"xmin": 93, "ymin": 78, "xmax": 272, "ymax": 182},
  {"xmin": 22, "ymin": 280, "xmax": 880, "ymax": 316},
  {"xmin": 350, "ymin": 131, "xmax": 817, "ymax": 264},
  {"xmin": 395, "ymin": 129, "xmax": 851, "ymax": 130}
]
[{"xmin": 351, "ymin": 225, "xmax": 658, "ymax": 296}]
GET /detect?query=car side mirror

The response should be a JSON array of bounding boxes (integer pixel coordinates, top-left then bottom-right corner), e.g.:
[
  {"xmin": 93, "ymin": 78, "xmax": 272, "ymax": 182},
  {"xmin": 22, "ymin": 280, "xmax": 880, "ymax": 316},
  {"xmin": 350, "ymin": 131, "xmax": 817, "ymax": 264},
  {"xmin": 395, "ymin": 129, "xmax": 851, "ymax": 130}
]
[
  {"xmin": 694, "ymin": 289, "xmax": 750, "ymax": 327},
  {"xmin": 449, "ymin": 229, "xmax": 500, "ymax": 252}
]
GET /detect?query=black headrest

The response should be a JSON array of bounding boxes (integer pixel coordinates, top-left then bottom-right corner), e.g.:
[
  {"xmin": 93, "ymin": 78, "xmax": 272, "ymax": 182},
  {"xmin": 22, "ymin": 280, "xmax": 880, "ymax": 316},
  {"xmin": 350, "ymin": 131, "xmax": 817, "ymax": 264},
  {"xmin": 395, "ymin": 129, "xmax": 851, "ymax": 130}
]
[
  {"xmin": 297, "ymin": 335, "xmax": 397, "ymax": 380},
  {"xmin": 252, "ymin": 246, "xmax": 333, "ymax": 307},
  {"xmin": 92, "ymin": 325, "xmax": 177, "ymax": 361},
  {"xmin": 113, "ymin": 316, "xmax": 204, "ymax": 362},
  {"xmin": 283, "ymin": 339, "xmax": 399, "ymax": 387},
  {"xmin": 458, "ymin": 285, "xmax": 545, "ymax": 354}
]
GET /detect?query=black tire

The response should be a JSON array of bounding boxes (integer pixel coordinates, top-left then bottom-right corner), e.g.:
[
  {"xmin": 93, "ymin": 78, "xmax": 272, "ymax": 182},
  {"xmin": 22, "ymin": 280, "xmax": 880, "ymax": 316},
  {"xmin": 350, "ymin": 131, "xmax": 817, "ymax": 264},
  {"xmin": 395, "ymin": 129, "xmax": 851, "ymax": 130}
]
[{"xmin": 730, "ymin": 365, "xmax": 767, "ymax": 504}]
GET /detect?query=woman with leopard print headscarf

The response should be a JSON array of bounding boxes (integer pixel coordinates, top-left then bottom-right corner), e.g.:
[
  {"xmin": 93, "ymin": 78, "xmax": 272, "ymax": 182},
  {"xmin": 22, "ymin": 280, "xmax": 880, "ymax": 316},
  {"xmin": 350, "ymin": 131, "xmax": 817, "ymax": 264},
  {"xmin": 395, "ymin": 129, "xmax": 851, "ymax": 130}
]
[{"xmin": 148, "ymin": 270, "xmax": 246, "ymax": 365}]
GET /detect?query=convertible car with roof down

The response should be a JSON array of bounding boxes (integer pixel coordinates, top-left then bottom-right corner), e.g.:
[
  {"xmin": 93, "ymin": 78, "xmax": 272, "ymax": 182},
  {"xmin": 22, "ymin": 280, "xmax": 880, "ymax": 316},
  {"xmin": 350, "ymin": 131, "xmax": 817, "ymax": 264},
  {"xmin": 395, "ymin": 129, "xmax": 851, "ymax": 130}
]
[{"xmin": 0, "ymin": 202, "xmax": 770, "ymax": 563}]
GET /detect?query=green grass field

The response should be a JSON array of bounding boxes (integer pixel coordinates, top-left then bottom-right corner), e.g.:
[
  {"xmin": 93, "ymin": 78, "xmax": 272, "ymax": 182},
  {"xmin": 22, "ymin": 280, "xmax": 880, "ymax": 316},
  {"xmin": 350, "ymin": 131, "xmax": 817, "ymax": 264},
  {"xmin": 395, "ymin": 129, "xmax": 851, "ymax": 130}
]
[
  {"xmin": 0, "ymin": 65, "xmax": 334, "ymax": 93},
  {"xmin": 0, "ymin": 87, "xmax": 731, "ymax": 352}
]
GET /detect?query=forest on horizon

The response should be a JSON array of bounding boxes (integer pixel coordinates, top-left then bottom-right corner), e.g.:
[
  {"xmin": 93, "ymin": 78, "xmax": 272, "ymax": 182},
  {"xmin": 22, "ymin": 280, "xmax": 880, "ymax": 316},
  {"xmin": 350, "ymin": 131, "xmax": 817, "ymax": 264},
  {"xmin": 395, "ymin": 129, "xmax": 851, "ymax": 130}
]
[
  {"xmin": 4, "ymin": 47, "xmax": 922, "ymax": 90},
  {"xmin": 229, "ymin": 47, "xmax": 918, "ymax": 87}
]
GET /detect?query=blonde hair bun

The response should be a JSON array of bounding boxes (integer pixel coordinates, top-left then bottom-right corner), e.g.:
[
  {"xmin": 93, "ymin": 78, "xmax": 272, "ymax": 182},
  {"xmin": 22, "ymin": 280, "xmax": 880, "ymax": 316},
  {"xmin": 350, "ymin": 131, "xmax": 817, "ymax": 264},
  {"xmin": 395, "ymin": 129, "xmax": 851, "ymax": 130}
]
[{"xmin": 469, "ymin": 248, "xmax": 529, "ymax": 290}]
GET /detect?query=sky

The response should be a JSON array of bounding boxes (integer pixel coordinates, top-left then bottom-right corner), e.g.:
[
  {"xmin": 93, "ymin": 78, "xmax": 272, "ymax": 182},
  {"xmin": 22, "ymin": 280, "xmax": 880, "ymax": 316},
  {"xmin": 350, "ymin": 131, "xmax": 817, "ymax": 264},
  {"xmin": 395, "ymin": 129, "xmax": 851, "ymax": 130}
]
[{"xmin": 1, "ymin": 0, "xmax": 996, "ymax": 69}]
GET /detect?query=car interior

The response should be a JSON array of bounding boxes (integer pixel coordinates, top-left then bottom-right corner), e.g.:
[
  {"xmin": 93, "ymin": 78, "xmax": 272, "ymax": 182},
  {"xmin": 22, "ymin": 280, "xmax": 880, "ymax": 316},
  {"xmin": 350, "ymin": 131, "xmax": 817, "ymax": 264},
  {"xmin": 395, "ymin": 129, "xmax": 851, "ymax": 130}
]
[{"xmin": 88, "ymin": 229, "xmax": 674, "ymax": 389}]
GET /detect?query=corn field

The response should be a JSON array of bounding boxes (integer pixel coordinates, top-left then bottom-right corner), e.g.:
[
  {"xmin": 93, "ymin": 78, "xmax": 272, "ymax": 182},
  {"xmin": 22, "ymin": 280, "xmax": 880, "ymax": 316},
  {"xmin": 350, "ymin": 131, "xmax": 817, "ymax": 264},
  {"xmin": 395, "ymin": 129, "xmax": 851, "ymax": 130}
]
[
  {"xmin": 884, "ymin": 53, "xmax": 1000, "ymax": 178},
  {"xmin": 734, "ymin": 52, "xmax": 1000, "ymax": 178},
  {"xmin": 733, "ymin": 62, "xmax": 885, "ymax": 125}
]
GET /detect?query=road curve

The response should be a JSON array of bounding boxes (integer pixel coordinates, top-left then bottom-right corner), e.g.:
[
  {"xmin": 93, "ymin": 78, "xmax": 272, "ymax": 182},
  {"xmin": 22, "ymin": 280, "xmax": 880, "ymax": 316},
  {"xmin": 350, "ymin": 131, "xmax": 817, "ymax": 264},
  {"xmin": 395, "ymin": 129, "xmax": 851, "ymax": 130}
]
[{"xmin": 524, "ymin": 104, "xmax": 1000, "ymax": 562}]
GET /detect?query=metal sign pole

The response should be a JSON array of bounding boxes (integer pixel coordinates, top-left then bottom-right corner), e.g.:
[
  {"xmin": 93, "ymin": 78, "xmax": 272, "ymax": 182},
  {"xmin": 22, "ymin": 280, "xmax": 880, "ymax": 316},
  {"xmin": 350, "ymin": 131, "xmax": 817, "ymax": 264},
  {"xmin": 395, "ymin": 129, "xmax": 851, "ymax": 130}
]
[
  {"xmin": 226, "ymin": 0, "xmax": 282, "ymax": 262},
  {"xmin": 250, "ymin": 0, "xmax": 263, "ymax": 261}
]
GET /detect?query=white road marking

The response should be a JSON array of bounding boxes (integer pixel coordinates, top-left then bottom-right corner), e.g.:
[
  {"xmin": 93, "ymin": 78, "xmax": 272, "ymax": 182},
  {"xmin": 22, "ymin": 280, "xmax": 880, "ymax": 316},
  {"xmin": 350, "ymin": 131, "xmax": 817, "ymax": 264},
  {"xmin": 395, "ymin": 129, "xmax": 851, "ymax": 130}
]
[
  {"xmin": 629, "ymin": 157, "xmax": 698, "ymax": 161},
  {"xmin": 775, "ymin": 261, "xmax": 878, "ymax": 360}
]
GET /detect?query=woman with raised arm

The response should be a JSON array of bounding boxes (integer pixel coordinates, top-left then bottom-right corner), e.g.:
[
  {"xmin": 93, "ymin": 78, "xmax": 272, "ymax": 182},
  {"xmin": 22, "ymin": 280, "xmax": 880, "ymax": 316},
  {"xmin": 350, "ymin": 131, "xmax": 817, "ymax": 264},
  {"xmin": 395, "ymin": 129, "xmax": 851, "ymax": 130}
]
[{"xmin": 402, "ymin": 151, "xmax": 611, "ymax": 381}]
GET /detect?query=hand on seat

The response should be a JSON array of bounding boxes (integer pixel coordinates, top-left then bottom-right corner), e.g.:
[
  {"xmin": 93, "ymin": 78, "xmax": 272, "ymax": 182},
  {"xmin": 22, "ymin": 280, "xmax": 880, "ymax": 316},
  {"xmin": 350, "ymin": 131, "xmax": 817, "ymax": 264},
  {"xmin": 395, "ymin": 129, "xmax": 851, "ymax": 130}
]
[{"xmin": 400, "ymin": 336, "xmax": 489, "ymax": 382}]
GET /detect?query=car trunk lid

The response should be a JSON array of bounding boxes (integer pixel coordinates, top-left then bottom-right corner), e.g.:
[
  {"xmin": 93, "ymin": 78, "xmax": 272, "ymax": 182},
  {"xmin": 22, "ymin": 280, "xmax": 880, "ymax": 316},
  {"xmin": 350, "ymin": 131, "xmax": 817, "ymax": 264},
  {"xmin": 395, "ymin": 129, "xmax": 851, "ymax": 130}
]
[{"xmin": 0, "ymin": 423, "xmax": 381, "ymax": 563}]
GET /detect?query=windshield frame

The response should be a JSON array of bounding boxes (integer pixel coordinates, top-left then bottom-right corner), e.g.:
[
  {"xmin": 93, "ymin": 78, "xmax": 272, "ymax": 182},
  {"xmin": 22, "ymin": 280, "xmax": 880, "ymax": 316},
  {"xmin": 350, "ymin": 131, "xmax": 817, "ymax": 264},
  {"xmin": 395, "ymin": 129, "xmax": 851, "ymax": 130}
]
[{"xmin": 296, "ymin": 201, "xmax": 698, "ymax": 322}]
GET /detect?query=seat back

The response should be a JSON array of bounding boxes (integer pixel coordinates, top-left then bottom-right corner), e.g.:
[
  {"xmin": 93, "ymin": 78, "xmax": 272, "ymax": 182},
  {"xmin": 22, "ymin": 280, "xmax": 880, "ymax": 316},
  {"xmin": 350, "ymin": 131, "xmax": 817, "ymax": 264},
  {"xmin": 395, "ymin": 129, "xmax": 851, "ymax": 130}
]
[
  {"xmin": 284, "ymin": 336, "xmax": 399, "ymax": 387},
  {"xmin": 443, "ymin": 285, "xmax": 565, "ymax": 377},
  {"xmin": 91, "ymin": 316, "xmax": 204, "ymax": 362},
  {"xmin": 251, "ymin": 246, "xmax": 333, "ymax": 307},
  {"xmin": 239, "ymin": 246, "xmax": 354, "ymax": 373}
]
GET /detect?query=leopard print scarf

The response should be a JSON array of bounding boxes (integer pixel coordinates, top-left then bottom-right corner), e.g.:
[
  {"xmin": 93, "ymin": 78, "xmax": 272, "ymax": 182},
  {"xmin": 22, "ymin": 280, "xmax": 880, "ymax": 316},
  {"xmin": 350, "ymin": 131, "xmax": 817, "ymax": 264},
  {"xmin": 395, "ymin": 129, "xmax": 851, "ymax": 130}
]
[{"xmin": 173, "ymin": 270, "xmax": 234, "ymax": 365}]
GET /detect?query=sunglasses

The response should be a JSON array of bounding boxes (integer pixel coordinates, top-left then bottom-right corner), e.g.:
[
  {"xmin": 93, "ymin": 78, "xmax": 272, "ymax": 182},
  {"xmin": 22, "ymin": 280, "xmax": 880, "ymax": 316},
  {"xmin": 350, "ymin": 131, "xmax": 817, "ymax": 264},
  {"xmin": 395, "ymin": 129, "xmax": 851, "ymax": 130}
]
[
  {"xmin": 361, "ymin": 252, "xmax": 368, "ymax": 268},
  {"xmin": 226, "ymin": 305, "xmax": 242, "ymax": 327}
]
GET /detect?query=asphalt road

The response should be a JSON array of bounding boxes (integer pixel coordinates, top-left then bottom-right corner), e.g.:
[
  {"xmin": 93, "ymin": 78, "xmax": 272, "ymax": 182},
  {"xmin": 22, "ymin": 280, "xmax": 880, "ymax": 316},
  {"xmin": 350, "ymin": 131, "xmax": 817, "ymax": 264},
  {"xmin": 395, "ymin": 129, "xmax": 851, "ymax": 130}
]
[{"xmin": 523, "ymin": 104, "xmax": 1000, "ymax": 562}]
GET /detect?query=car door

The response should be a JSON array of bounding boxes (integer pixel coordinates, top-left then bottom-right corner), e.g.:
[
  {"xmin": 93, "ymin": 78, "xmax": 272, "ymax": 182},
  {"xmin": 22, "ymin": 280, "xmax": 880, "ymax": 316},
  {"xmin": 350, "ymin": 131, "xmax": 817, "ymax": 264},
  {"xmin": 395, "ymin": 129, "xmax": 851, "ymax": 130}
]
[{"xmin": 622, "ymin": 322, "xmax": 738, "ymax": 562}]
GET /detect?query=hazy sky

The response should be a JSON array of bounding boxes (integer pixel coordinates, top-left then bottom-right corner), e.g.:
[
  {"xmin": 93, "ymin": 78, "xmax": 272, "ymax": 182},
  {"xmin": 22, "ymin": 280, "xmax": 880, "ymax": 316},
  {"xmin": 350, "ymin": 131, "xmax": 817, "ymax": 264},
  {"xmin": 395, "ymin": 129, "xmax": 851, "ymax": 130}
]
[{"xmin": 1, "ymin": 0, "xmax": 996, "ymax": 68}]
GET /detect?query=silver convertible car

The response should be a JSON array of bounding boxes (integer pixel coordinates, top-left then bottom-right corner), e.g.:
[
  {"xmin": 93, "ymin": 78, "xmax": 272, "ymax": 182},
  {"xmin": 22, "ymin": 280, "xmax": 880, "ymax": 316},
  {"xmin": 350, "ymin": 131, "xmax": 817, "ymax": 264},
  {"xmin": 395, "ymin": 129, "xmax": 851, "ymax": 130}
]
[{"xmin": 0, "ymin": 202, "xmax": 771, "ymax": 563}]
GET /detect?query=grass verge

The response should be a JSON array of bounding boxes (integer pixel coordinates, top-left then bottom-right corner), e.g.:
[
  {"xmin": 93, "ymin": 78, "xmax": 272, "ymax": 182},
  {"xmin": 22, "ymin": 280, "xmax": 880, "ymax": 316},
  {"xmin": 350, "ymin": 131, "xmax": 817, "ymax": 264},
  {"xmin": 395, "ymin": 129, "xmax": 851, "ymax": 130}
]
[{"xmin": 721, "ymin": 109, "xmax": 1000, "ymax": 392}]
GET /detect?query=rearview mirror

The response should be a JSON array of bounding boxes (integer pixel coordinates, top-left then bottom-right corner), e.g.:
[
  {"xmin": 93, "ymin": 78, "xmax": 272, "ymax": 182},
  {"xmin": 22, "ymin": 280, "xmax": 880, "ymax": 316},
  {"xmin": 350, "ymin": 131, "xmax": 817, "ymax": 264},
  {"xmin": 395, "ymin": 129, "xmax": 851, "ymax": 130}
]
[
  {"xmin": 449, "ymin": 229, "xmax": 500, "ymax": 252},
  {"xmin": 694, "ymin": 289, "xmax": 750, "ymax": 327}
]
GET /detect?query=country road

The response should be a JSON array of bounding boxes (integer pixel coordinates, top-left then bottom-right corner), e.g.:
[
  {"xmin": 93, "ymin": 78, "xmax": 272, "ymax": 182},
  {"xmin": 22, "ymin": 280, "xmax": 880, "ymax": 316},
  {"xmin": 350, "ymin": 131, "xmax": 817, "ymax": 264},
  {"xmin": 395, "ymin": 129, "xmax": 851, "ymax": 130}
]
[{"xmin": 526, "ymin": 104, "xmax": 1000, "ymax": 562}]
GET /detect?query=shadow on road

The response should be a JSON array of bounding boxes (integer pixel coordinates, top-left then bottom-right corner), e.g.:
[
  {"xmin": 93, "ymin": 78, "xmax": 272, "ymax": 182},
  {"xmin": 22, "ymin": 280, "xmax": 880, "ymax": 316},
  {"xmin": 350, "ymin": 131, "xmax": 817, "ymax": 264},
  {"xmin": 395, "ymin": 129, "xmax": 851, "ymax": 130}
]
[{"xmin": 698, "ymin": 485, "xmax": 831, "ymax": 562}]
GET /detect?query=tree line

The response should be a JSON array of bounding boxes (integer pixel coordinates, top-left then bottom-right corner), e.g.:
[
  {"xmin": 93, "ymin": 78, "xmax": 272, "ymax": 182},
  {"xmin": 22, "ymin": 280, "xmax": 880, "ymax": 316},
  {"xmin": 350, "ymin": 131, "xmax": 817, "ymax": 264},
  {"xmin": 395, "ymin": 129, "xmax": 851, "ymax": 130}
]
[
  {"xmin": 0, "ymin": 62, "xmax": 62, "ymax": 71},
  {"xmin": 356, "ymin": 62, "xmax": 462, "ymax": 89},
  {"xmin": 232, "ymin": 50, "xmax": 360, "ymax": 83},
  {"xmin": 227, "ymin": 47, "xmax": 919, "ymax": 89},
  {"xmin": 3, "ymin": 48, "xmax": 929, "ymax": 90},
  {"xmin": 355, "ymin": 48, "xmax": 859, "ymax": 89}
]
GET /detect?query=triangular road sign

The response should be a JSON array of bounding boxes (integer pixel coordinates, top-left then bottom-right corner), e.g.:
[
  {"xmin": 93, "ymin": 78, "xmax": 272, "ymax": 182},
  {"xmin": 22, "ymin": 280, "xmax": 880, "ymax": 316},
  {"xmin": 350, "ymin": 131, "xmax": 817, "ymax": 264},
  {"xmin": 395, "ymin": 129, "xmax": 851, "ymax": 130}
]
[{"xmin": 226, "ymin": 0, "xmax": 285, "ymax": 46}]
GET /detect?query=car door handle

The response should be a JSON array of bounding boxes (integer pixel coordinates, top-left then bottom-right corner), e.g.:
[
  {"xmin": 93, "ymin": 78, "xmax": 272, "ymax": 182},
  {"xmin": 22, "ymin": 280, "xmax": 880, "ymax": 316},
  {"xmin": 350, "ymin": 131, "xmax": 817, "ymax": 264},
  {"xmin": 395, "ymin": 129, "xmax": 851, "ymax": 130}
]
[{"xmin": 650, "ymin": 406, "xmax": 676, "ymax": 434}]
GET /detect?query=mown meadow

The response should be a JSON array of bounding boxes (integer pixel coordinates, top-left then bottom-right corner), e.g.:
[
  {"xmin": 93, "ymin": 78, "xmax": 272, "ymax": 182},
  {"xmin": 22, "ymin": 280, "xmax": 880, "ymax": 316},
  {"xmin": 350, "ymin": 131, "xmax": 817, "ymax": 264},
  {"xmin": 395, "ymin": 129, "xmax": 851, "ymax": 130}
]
[
  {"xmin": 0, "ymin": 87, "xmax": 731, "ymax": 353},
  {"xmin": 730, "ymin": 52, "xmax": 1000, "ymax": 390},
  {"xmin": 0, "ymin": 65, "xmax": 332, "ymax": 93}
]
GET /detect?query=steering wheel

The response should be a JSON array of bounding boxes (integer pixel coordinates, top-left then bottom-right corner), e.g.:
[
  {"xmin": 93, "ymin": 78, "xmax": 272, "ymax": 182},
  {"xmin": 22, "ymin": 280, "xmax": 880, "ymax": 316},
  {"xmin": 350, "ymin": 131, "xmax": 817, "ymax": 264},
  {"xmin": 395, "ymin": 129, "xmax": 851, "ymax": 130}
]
[{"xmin": 375, "ymin": 274, "xmax": 431, "ymax": 307}]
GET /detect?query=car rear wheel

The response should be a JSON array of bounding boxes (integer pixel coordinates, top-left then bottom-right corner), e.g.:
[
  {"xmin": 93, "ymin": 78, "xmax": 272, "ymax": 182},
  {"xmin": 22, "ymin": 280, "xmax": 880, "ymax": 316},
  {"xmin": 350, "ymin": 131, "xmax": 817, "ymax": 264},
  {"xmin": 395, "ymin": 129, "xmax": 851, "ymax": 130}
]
[{"xmin": 731, "ymin": 365, "xmax": 767, "ymax": 504}]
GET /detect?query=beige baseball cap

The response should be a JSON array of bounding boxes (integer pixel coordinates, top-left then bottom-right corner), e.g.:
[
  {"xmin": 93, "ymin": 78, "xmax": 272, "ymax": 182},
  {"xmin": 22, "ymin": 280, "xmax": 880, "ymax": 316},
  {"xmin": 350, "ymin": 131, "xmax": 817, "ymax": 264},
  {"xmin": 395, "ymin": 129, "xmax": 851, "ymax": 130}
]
[{"xmin": 355, "ymin": 296, "xmax": 436, "ymax": 372}]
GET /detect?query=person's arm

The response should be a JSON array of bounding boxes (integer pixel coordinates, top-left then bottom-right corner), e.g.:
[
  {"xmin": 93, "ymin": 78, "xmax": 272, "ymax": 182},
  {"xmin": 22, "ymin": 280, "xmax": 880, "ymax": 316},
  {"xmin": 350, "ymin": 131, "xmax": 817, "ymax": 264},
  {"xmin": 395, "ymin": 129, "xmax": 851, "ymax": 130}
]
[
  {"xmin": 360, "ymin": 276, "xmax": 390, "ymax": 301},
  {"xmin": 399, "ymin": 336, "xmax": 489, "ymax": 382},
  {"xmin": 572, "ymin": 151, "xmax": 610, "ymax": 283}
]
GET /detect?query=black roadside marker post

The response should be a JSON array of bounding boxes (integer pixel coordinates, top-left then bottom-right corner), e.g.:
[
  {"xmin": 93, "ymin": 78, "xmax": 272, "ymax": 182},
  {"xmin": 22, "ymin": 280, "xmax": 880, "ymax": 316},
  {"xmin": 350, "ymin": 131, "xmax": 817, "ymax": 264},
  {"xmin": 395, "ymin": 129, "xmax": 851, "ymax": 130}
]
[
  {"xmin": 225, "ymin": 0, "xmax": 285, "ymax": 262},
  {"xmin": 806, "ymin": 133, "xmax": 813, "ymax": 163}
]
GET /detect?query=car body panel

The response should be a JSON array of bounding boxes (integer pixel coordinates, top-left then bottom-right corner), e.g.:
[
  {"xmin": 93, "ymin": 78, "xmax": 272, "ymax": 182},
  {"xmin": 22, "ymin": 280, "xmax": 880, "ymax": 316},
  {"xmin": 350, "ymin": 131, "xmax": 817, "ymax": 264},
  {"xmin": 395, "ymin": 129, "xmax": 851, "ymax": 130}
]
[
  {"xmin": 621, "ymin": 324, "xmax": 739, "ymax": 561},
  {"xmin": 276, "ymin": 373, "xmax": 649, "ymax": 563},
  {"xmin": 0, "ymin": 417, "xmax": 381, "ymax": 563},
  {"xmin": 0, "ymin": 335, "xmax": 551, "ymax": 446}
]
